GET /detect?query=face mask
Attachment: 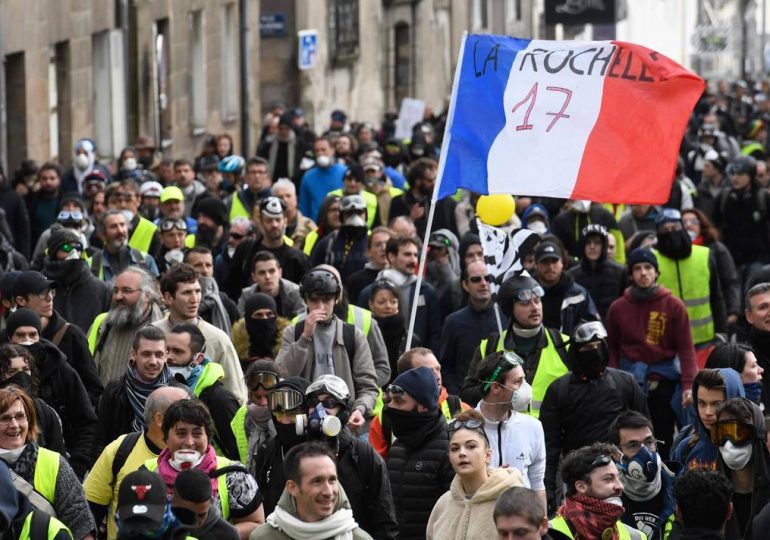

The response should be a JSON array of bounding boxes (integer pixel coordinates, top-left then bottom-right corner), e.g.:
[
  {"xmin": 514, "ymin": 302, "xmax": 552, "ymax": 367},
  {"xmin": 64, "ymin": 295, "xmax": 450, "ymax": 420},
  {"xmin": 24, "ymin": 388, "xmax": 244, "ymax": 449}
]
[
  {"xmin": 316, "ymin": 155, "xmax": 332, "ymax": 169},
  {"xmin": 248, "ymin": 403, "xmax": 272, "ymax": 424},
  {"xmin": 511, "ymin": 381, "xmax": 533, "ymax": 412},
  {"xmin": 571, "ymin": 200, "xmax": 592, "ymax": 213},
  {"xmin": 573, "ymin": 345, "xmax": 609, "ymax": 378},
  {"xmin": 687, "ymin": 229, "xmax": 698, "ymax": 241},
  {"xmin": 0, "ymin": 371, "xmax": 33, "ymax": 395},
  {"xmin": 344, "ymin": 215, "xmax": 366, "ymax": 228},
  {"xmin": 246, "ymin": 318, "xmax": 278, "ymax": 357},
  {"xmin": 227, "ymin": 246, "xmax": 236, "ymax": 258},
  {"xmin": 745, "ymin": 382, "xmax": 763, "ymax": 404},
  {"xmin": 64, "ymin": 249, "xmax": 81, "ymax": 261},
  {"xmin": 164, "ymin": 249, "xmax": 184, "ymax": 265},
  {"xmin": 411, "ymin": 146, "xmax": 425, "ymax": 157},
  {"xmin": 75, "ymin": 154, "xmax": 90, "ymax": 170},
  {"xmin": 196, "ymin": 224, "xmax": 217, "ymax": 247},
  {"xmin": 122, "ymin": 157, "xmax": 138, "ymax": 171},
  {"xmin": 383, "ymin": 407, "xmax": 439, "ymax": 439},
  {"xmin": 605, "ymin": 497, "xmax": 624, "ymax": 507},
  {"xmin": 527, "ymin": 221, "xmax": 547, "ymax": 235},
  {"xmin": 170, "ymin": 449, "xmax": 203, "ymax": 471},
  {"xmin": 274, "ymin": 419, "xmax": 307, "ymax": 448},
  {"xmin": 618, "ymin": 448, "xmax": 663, "ymax": 501},
  {"xmin": 168, "ymin": 364, "xmax": 195, "ymax": 382},
  {"xmin": 120, "ymin": 209, "xmax": 135, "ymax": 224},
  {"xmin": 0, "ymin": 445, "xmax": 25, "ymax": 463},
  {"xmin": 656, "ymin": 229, "xmax": 692, "ymax": 259},
  {"xmin": 720, "ymin": 441, "xmax": 753, "ymax": 470}
]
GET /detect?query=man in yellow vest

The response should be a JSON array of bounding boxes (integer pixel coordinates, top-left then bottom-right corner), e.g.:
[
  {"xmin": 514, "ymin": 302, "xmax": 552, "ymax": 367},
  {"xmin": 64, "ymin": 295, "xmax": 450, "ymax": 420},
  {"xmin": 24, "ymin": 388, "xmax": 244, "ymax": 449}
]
[
  {"xmin": 225, "ymin": 157, "xmax": 273, "ymax": 224},
  {"xmin": 91, "ymin": 210, "xmax": 159, "ymax": 282},
  {"xmin": 550, "ymin": 443, "xmax": 646, "ymax": 540},
  {"xmin": 106, "ymin": 179, "xmax": 160, "ymax": 256},
  {"xmin": 327, "ymin": 164, "xmax": 380, "ymax": 230},
  {"xmin": 460, "ymin": 273, "xmax": 570, "ymax": 418},
  {"xmin": 653, "ymin": 208, "xmax": 726, "ymax": 348}
]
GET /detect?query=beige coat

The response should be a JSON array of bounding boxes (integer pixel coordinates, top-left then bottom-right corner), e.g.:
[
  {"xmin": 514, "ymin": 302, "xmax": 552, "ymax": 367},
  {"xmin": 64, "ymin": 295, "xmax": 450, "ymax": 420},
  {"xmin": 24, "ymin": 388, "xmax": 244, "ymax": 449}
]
[{"xmin": 426, "ymin": 467, "xmax": 524, "ymax": 540}]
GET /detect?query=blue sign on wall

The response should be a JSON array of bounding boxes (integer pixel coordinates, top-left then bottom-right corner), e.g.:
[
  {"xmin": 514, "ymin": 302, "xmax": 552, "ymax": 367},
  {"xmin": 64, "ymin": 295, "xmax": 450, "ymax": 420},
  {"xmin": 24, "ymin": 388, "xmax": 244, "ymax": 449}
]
[
  {"xmin": 298, "ymin": 30, "xmax": 318, "ymax": 70},
  {"xmin": 261, "ymin": 13, "xmax": 287, "ymax": 38}
]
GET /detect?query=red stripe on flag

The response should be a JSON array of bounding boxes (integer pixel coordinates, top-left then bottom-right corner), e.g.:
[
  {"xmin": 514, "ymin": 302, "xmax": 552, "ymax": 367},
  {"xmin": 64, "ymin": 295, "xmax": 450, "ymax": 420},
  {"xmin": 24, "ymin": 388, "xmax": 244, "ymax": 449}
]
[{"xmin": 572, "ymin": 41, "xmax": 705, "ymax": 205}]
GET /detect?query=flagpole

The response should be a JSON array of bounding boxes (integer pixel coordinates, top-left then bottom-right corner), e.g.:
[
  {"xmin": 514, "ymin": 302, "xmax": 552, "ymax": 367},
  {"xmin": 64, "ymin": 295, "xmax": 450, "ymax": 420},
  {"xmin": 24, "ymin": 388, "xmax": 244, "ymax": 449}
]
[{"xmin": 406, "ymin": 32, "xmax": 468, "ymax": 350}]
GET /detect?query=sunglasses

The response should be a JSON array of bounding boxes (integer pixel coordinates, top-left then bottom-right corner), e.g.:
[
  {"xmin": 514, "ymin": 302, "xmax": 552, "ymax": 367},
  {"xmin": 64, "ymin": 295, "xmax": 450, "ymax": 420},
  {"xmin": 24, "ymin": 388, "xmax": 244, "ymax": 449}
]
[
  {"xmin": 160, "ymin": 219, "xmax": 188, "ymax": 232},
  {"xmin": 268, "ymin": 388, "xmax": 304, "ymax": 412},
  {"xmin": 710, "ymin": 420, "xmax": 756, "ymax": 447},
  {"xmin": 59, "ymin": 242, "xmax": 83, "ymax": 254},
  {"xmin": 249, "ymin": 371, "xmax": 279, "ymax": 391},
  {"xmin": 229, "ymin": 231, "xmax": 245, "ymax": 240},
  {"xmin": 482, "ymin": 352, "xmax": 522, "ymax": 392},
  {"xmin": 467, "ymin": 275, "xmax": 493, "ymax": 284}
]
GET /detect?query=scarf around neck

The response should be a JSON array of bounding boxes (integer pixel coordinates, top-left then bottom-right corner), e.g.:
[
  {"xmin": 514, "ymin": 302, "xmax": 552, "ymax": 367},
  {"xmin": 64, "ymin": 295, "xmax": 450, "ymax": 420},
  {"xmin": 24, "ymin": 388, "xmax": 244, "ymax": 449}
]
[
  {"xmin": 266, "ymin": 505, "xmax": 358, "ymax": 540},
  {"xmin": 157, "ymin": 446, "xmax": 219, "ymax": 497},
  {"xmin": 559, "ymin": 493, "xmax": 625, "ymax": 540},
  {"xmin": 125, "ymin": 364, "xmax": 169, "ymax": 432}
]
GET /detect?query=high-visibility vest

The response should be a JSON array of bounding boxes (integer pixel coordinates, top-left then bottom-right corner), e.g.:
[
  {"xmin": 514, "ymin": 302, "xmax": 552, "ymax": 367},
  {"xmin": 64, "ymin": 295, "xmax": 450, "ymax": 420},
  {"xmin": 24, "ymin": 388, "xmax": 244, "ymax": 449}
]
[
  {"xmin": 292, "ymin": 305, "xmax": 372, "ymax": 336},
  {"xmin": 231, "ymin": 405, "xmax": 249, "ymax": 465},
  {"xmin": 654, "ymin": 245, "xmax": 714, "ymax": 345},
  {"xmin": 742, "ymin": 141, "xmax": 766, "ymax": 157},
  {"xmin": 33, "ymin": 447, "xmax": 61, "ymax": 504},
  {"xmin": 550, "ymin": 515, "xmax": 646, "ymax": 540},
  {"xmin": 185, "ymin": 234, "xmax": 196, "ymax": 249},
  {"xmin": 19, "ymin": 511, "xmax": 71, "ymax": 540},
  {"xmin": 87, "ymin": 312, "xmax": 109, "ymax": 354},
  {"xmin": 229, "ymin": 193, "xmax": 250, "ymax": 223},
  {"xmin": 193, "ymin": 362, "xmax": 225, "ymax": 398},
  {"xmin": 129, "ymin": 217, "xmax": 157, "ymax": 253},
  {"xmin": 145, "ymin": 456, "xmax": 232, "ymax": 520},
  {"xmin": 479, "ymin": 329, "xmax": 569, "ymax": 419},
  {"xmin": 329, "ymin": 189, "xmax": 379, "ymax": 229},
  {"xmin": 303, "ymin": 230, "xmax": 319, "ymax": 255}
]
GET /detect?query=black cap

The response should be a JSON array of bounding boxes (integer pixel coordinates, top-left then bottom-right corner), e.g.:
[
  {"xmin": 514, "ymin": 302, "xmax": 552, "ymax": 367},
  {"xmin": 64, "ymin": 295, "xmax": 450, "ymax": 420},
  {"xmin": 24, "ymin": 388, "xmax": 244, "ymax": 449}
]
[
  {"xmin": 535, "ymin": 241, "xmax": 562, "ymax": 263},
  {"xmin": 117, "ymin": 469, "xmax": 168, "ymax": 526},
  {"xmin": 11, "ymin": 271, "xmax": 55, "ymax": 298}
]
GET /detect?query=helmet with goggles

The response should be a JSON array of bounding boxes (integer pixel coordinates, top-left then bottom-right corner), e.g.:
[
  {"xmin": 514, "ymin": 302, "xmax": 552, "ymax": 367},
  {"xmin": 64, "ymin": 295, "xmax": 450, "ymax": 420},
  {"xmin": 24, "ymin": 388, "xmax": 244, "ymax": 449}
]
[{"xmin": 496, "ymin": 273, "xmax": 544, "ymax": 318}]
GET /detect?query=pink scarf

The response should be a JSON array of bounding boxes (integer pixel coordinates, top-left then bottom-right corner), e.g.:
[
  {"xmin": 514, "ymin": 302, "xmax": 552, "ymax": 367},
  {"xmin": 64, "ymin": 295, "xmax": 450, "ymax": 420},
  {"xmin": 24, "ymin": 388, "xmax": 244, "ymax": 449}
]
[{"xmin": 156, "ymin": 446, "xmax": 219, "ymax": 496}]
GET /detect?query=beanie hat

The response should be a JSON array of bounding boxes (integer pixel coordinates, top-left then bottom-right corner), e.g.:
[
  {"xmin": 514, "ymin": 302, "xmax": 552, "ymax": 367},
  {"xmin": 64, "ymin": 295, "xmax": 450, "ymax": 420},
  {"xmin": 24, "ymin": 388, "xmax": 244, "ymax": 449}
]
[
  {"xmin": 244, "ymin": 293, "xmax": 277, "ymax": 317},
  {"xmin": 273, "ymin": 376, "xmax": 310, "ymax": 396},
  {"xmin": 6, "ymin": 308, "xmax": 42, "ymax": 339},
  {"xmin": 627, "ymin": 248, "xmax": 658, "ymax": 273},
  {"xmin": 392, "ymin": 367, "xmax": 439, "ymax": 410},
  {"xmin": 195, "ymin": 197, "xmax": 227, "ymax": 227},
  {"xmin": 47, "ymin": 228, "xmax": 81, "ymax": 258}
]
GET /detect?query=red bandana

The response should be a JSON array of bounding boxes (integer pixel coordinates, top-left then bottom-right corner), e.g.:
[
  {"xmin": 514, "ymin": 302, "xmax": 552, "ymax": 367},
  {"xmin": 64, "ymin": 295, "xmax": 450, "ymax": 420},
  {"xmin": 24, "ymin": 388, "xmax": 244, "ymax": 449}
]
[{"xmin": 558, "ymin": 494, "xmax": 625, "ymax": 540}]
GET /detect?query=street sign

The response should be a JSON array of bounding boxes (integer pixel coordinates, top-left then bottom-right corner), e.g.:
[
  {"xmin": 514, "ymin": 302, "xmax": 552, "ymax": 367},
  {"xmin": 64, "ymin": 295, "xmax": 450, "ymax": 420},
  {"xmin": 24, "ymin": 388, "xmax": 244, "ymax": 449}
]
[
  {"xmin": 261, "ymin": 13, "xmax": 287, "ymax": 38},
  {"xmin": 298, "ymin": 29, "xmax": 318, "ymax": 70}
]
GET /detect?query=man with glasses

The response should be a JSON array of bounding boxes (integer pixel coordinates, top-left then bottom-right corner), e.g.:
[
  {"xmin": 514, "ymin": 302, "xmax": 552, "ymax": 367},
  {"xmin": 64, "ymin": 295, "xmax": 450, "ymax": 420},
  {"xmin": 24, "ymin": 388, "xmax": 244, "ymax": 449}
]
[
  {"xmin": 88, "ymin": 266, "xmax": 164, "ymax": 384},
  {"xmin": 215, "ymin": 216, "xmax": 255, "ymax": 285},
  {"xmin": 540, "ymin": 321, "xmax": 647, "ymax": 514},
  {"xmin": 550, "ymin": 443, "xmax": 645, "ymax": 540},
  {"xmin": 91, "ymin": 210, "xmax": 159, "ymax": 282},
  {"xmin": 609, "ymin": 411, "xmax": 676, "ymax": 540},
  {"xmin": 440, "ymin": 260, "xmax": 504, "ymax": 394},
  {"xmin": 383, "ymin": 366, "xmax": 453, "ymax": 539},
  {"xmin": 461, "ymin": 273, "xmax": 570, "ymax": 413},
  {"xmin": 106, "ymin": 179, "xmax": 161, "ymax": 256},
  {"xmin": 225, "ymin": 157, "xmax": 273, "ymax": 223}
]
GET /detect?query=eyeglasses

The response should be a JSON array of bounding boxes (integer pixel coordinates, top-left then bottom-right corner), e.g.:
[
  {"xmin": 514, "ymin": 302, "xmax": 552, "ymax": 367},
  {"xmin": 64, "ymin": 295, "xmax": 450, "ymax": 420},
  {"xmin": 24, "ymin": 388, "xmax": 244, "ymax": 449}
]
[
  {"xmin": 35, "ymin": 289, "xmax": 55, "ymax": 300},
  {"xmin": 229, "ymin": 231, "xmax": 245, "ymax": 240},
  {"xmin": 160, "ymin": 219, "xmax": 188, "ymax": 232},
  {"xmin": 306, "ymin": 397, "xmax": 343, "ymax": 410},
  {"xmin": 57, "ymin": 211, "xmax": 83, "ymax": 222},
  {"xmin": 0, "ymin": 412, "xmax": 27, "ymax": 426},
  {"xmin": 59, "ymin": 243, "xmax": 83, "ymax": 254},
  {"xmin": 573, "ymin": 321, "xmax": 609, "ymax": 344},
  {"xmin": 112, "ymin": 287, "xmax": 141, "ymax": 296},
  {"xmin": 249, "ymin": 371, "xmax": 279, "ymax": 391},
  {"xmin": 268, "ymin": 388, "xmax": 304, "ymax": 411},
  {"xmin": 619, "ymin": 437, "xmax": 663, "ymax": 454},
  {"xmin": 682, "ymin": 217, "xmax": 700, "ymax": 227},
  {"xmin": 482, "ymin": 351, "xmax": 523, "ymax": 392},
  {"xmin": 467, "ymin": 275, "xmax": 493, "ymax": 284},
  {"xmin": 710, "ymin": 420, "xmax": 756, "ymax": 447}
]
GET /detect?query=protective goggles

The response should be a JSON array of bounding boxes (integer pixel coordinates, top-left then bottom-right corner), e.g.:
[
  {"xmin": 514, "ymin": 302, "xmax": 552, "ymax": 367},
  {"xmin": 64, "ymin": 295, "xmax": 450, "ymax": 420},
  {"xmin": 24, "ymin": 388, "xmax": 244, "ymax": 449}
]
[
  {"xmin": 482, "ymin": 351, "xmax": 523, "ymax": 392},
  {"xmin": 387, "ymin": 384, "xmax": 405, "ymax": 396},
  {"xmin": 710, "ymin": 420, "xmax": 756, "ymax": 447},
  {"xmin": 448, "ymin": 418, "xmax": 483, "ymax": 434},
  {"xmin": 249, "ymin": 371, "xmax": 279, "ymax": 391},
  {"xmin": 515, "ymin": 286, "xmax": 544, "ymax": 303},
  {"xmin": 159, "ymin": 219, "xmax": 188, "ymax": 232},
  {"xmin": 57, "ymin": 210, "xmax": 83, "ymax": 222},
  {"xmin": 268, "ymin": 388, "xmax": 304, "ymax": 412},
  {"xmin": 59, "ymin": 242, "xmax": 84, "ymax": 254},
  {"xmin": 306, "ymin": 396, "xmax": 343, "ymax": 410},
  {"xmin": 572, "ymin": 321, "xmax": 608, "ymax": 344},
  {"xmin": 590, "ymin": 454, "xmax": 613, "ymax": 470}
]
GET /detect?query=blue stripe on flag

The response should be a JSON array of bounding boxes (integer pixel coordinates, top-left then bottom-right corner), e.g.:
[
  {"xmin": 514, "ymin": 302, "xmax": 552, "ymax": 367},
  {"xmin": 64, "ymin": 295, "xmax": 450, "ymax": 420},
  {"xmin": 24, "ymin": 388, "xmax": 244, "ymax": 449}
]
[{"xmin": 439, "ymin": 35, "xmax": 532, "ymax": 199}]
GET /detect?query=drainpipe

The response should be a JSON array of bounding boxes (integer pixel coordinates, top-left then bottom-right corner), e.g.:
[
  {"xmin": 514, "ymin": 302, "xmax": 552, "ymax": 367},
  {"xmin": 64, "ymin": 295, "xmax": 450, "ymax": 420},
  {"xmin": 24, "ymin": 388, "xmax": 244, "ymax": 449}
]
[
  {"xmin": 0, "ymin": 0, "xmax": 7, "ymax": 170},
  {"xmin": 239, "ymin": 0, "xmax": 251, "ymax": 156}
]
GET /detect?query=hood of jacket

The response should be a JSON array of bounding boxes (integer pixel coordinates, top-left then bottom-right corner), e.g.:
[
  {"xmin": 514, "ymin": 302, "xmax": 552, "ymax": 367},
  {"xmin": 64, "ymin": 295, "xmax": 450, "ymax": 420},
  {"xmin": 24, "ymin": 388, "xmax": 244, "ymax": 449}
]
[
  {"xmin": 717, "ymin": 397, "xmax": 770, "ymax": 491},
  {"xmin": 43, "ymin": 257, "xmax": 94, "ymax": 288},
  {"xmin": 691, "ymin": 368, "xmax": 746, "ymax": 437},
  {"xmin": 449, "ymin": 467, "xmax": 523, "ymax": 504},
  {"xmin": 35, "ymin": 338, "xmax": 69, "ymax": 379},
  {"xmin": 232, "ymin": 316, "xmax": 290, "ymax": 360}
]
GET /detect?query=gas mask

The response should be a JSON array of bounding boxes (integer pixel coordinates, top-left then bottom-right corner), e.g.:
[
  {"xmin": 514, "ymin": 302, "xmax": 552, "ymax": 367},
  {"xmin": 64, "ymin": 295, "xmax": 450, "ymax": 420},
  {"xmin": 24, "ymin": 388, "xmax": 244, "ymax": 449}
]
[{"xmin": 295, "ymin": 403, "xmax": 342, "ymax": 439}]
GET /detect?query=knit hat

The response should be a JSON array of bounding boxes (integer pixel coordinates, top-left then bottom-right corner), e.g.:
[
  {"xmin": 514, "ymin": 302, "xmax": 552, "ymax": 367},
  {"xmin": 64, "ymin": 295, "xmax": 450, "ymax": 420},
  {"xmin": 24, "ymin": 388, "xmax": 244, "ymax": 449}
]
[
  {"xmin": 6, "ymin": 308, "xmax": 42, "ymax": 338},
  {"xmin": 0, "ymin": 271, "xmax": 21, "ymax": 300},
  {"xmin": 195, "ymin": 197, "xmax": 227, "ymax": 227},
  {"xmin": 244, "ymin": 293, "xmax": 277, "ymax": 317},
  {"xmin": 392, "ymin": 367, "xmax": 439, "ymax": 410},
  {"xmin": 627, "ymin": 248, "xmax": 658, "ymax": 273},
  {"xmin": 273, "ymin": 376, "xmax": 310, "ymax": 396},
  {"xmin": 47, "ymin": 228, "xmax": 82, "ymax": 258}
]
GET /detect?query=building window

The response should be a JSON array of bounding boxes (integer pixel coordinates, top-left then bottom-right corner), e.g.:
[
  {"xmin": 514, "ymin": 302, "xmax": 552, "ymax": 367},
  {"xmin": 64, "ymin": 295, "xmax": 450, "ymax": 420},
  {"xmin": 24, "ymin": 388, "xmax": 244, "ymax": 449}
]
[
  {"xmin": 394, "ymin": 22, "xmax": 410, "ymax": 106},
  {"xmin": 153, "ymin": 19, "xmax": 172, "ymax": 148},
  {"xmin": 190, "ymin": 10, "xmax": 206, "ymax": 131},
  {"xmin": 329, "ymin": 0, "xmax": 359, "ymax": 63},
  {"xmin": 506, "ymin": 0, "xmax": 522, "ymax": 23},
  {"xmin": 221, "ymin": 4, "xmax": 238, "ymax": 120}
]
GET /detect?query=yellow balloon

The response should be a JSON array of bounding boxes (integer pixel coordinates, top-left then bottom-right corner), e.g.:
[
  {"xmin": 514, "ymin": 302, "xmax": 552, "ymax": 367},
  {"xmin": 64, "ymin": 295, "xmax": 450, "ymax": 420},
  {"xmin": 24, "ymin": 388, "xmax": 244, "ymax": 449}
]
[{"xmin": 476, "ymin": 195, "xmax": 516, "ymax": 226}]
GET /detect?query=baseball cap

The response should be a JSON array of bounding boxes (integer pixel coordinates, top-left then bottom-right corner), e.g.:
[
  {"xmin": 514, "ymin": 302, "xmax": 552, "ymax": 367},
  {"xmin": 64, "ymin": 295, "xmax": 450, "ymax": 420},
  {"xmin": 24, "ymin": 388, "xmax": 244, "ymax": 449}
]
[
  {"xmin": 655, "ymin": 208, "xmax": 682, "ymax": 227},
  {"xmin": 160, "ymin": 186, "xmax": 184, "ymax": 203},
  {"xmin": 116, "ymin": 469, "xmax": 168, "ymax": 527},
  {"xmin": 11, "ymin": 271, "xmax": 56, "ymax": 298},
  {"xmin": 535, "ymin": 241, "xmax": 562, "ymax": 263},
  {"xmin": 428, "ymin": 231, "xmax": 452, "ymax": 249},
  {"xmin": 140, "ymin": 181, "xmax": 163, "ymax": 198}
]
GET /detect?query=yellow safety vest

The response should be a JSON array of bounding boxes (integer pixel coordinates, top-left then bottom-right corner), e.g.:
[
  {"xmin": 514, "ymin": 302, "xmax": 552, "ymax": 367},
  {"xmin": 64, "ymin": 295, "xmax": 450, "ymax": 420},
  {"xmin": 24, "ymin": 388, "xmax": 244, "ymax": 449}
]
[
  {"xmin": 193, "ymin": 362, "xmax": 225, "ymax": 398},
  {"xmin": 185, "ymin": 234, "xmax": 196, "ymax": 249},
  {"xmin": 654, "ymin": 245, "xmax": 714, "ymax": 345},
  {"xmin": 480, "ymin": 329, "xmax": 569, "ymax": 419},
  {"xmin": 19, "ymin": 511, "xmax": 71, "ymax": 540},
  {"xmin": 229, "ymin": 193, "xmax": 250, "ymax": 223},
  {"xmin": 292, "ymin": 305, "xmax": 372, "ymax": 336},
  {"xmin": 33, "ymin": 447, "xmax": 61, "ymax": 505},
  {"xmin": 329, "ymin": 189, "xmax": 379, "ymax": 229},
  {"xmin": 87, "ymin": 312, "xmax": 109, "ymax": 354},
  {"xmin": 129, "ymin": 217, "xmax": 157, "ymax": 253},
  {"xmin": 145, "ymin": 457, "xmax": 232, "ymax": 520},
  {"xmin": 231, "ymin": 406, "xmax": 250, "ymax": 465},
  {"xmin": 550, "ymin": 515, "xmax": 647, "ymax": 540},
  {"xmin": 303, "ymin": 229, "xmax": 319, "ymax": 256}
]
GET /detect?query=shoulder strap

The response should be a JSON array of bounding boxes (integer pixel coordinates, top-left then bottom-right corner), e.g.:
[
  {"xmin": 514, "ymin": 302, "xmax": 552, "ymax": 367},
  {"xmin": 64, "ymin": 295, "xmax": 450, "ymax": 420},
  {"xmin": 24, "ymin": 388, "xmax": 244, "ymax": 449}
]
[
  {"xmin": 51, "ymin": 322, "xmax": 70, "ymax": 347},
  {"xmin": 445, "ymin": 394, "xmax": 462, "ymax": 417},
  {"xmin": 112, "ymin": 432, "xmax": 143, "ymax": 485},
  {"xmin": 294, "ymin": 321, "xmax": 305, "ymax": 342},
  {"xmin": 342, "ymin": 323, "xmax": 356, "ymax": 365},
  {"xmin": 90, "ymin": 250, "xmax": 102, "ymax": 276},
  {"xmin": 547, "ymin": 328, "xmax": 570, "ymax": 368},
  {"xmin": 30, "ymin": 510, "xmax": 51, "ymax": 540},
  {"xmin": 210, "ymin": 464, "xmax": 248, "ymax": 478},
  {"xmin": 10, "ymin": 470, "xmax": 56, "ymax": 517}
]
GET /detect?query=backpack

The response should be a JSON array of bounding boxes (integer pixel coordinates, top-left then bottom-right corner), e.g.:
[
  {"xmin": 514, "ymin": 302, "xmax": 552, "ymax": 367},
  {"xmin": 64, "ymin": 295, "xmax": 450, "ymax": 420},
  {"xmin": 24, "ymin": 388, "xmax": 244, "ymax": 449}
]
[
  {"xmin": 29, "ymin": 510, "xmax": 52, "ymax": 539},
  {"xmin": 293, "ymin": 319, "xmax": 356, "ymax": 364}
]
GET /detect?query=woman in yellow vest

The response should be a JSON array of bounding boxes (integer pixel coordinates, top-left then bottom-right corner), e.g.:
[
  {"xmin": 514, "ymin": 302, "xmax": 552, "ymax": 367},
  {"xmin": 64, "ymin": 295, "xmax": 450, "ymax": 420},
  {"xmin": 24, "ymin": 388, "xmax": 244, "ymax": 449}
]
[
  {"xmin": 143, "ymin": 399, "xmax": 264, "ymax": 537},
  {"xmin": 0, "ymin": 387, "xmax": 94, "ymax": 540}
]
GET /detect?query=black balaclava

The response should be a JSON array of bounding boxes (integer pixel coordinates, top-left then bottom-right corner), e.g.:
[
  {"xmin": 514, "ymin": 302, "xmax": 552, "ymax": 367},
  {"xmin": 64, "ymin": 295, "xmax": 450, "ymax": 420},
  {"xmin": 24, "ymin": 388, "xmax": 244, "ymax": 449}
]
[{"xmin": 244, "ymin": 293, "xmax": 278, "ymax": 358}]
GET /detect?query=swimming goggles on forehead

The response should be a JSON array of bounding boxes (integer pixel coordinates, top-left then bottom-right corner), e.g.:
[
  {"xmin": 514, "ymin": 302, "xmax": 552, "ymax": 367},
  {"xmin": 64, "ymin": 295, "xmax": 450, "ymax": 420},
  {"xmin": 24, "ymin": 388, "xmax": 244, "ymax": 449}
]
[{"xmin": 482, "ymin": 351, "xmax": 523, "ymax": 392}]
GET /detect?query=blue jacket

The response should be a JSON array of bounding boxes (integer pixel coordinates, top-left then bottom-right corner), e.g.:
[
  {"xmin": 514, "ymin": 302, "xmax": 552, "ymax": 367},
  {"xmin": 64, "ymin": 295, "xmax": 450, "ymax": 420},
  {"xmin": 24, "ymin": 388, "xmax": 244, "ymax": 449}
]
[
  {"xmin": 299, "ymin": 164, "xmax": 346, "ymax": 222},
  {"xmin": 671, "ymin": 367, "xmax": 745, "ymax": 471}
]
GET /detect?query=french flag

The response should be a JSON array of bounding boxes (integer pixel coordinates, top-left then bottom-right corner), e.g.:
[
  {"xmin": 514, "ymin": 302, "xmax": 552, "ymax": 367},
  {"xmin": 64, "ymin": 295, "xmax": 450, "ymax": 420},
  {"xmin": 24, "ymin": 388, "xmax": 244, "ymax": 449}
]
[{"xmin": 437, "ymin": 35, "xmax": 706, "ymax": 204}]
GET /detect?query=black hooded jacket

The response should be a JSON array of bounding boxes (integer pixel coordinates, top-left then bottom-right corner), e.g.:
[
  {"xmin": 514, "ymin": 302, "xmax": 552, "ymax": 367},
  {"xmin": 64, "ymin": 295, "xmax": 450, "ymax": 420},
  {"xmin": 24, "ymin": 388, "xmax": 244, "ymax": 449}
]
[
  {"xmin": 567, "ymin": 233, "xmax": 626, "ymax": 319},
  {"xmin": 44, "ymin": 258, "xmax": 112, "ymax": 334}
]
